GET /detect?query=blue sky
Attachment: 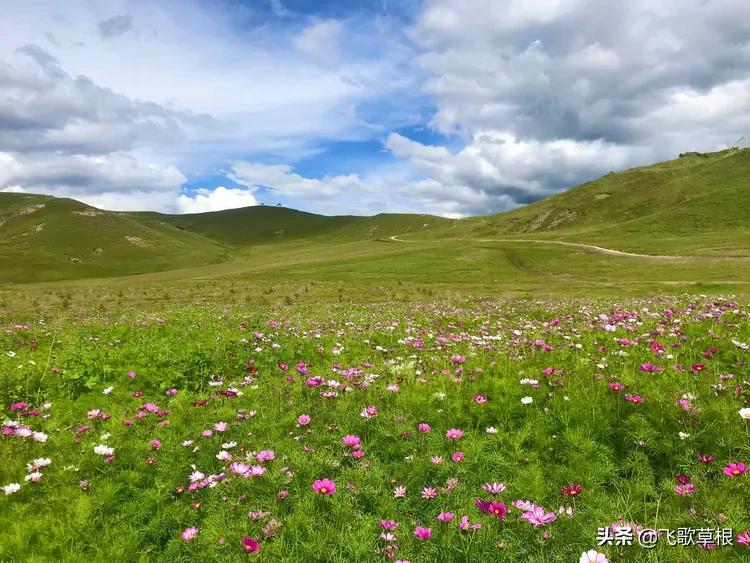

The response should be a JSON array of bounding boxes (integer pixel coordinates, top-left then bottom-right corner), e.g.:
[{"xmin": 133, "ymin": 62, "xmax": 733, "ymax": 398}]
[{"xmin": 0, "ymin": 0, "xmax": 748, "ymax": 216}]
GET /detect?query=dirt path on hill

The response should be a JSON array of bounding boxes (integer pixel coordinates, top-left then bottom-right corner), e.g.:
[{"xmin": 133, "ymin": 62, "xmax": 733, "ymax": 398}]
[{"xmin": 389, "ymin": 235, "xmax": 689, "ymax": 259}]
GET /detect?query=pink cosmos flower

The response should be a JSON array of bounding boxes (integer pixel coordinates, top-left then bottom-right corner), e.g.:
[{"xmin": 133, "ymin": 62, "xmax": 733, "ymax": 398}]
[
  {"xmin": 458, "ymin": 515, "xmax": 482, "ymax": 531},
  {"xmin": 580, "ymin": 550, "xmax": 608, "ymax": 563},
  {"xmin": 520, "ymin": 505, "xmax": 557, "ymax": 527},
  {"xmin": 625, "ymin": 394, "xmax": 645, "ymax": 403},
  {"xmin": 312, "ymin": 478, "xmax": 336, "ymax": 495},
  {"xmin": 214, "ymin": 421, "xmax": 228, "ymax": 432},
  {"xmin": 297, "ymin": 414, "xmax": 311, "ymax": 426},
  {"xmin": 639, "ymin": 363, "xmax": 663, "ymax": 373},
  {"xmin": 445, "ymin": 428, "xmax": 463, "ymax": 440},
  {"xmin": 182, "ymin": 527, "xmax": 199, "ymax": 542},
  {"xmin": 379, "ymin": 520, "xmax": 399, "ymax": 531},
  {"xmin": 360, "ymin": 405, "xmax": 379, "ymax": 419},
  {"xmin": 723, "ymin": 462, "xmax": 747, "ymax": 477},
  {"xmin": 451, "ymin": 451, "xmax": 464, "ymax": 462},
  {"xmin": 256, "ymin": 450, "xmax": 275, "ymax": 462},
  {"xmin": 241, "ymin": 536, "xmax": 260, "ymax": 553},
  {"xmin": 393, "ymin": 486, "xmax": 407, "ymax": 498},
  {"xmin": 696, "ymin": 454, "xmax": 716, "ymax": 463},
  {"xmin": 474, "ymin": 394, "xmax": 487, "ymax": 404},
  {"xmin": 475, "ymin": 499, "xmax": 508, "ymax": 520},
  {"xmin": 737, "ymin": 530, "xmax": 750, "ymax": 546},
  {"xmin": 149, "ymin": 439, "xmax": 161, "ymax": 451},
  {"xmin": 438, "ymin": 512, "xmax": 454, "ymax": 522},
  {"xmin": 674, "ymin": 483, "xmax": 696, "ymax": 495},
  {"xmin": 513, "ymin": 499, "xmax": 535, "ymax": 511},
  {"xmin": 421, "ymin": 487, "xmax": 438, "ymax": 499},
  {"xmin": 127, "ymin": 370, "xmax": 136, "ymax": 379},
  {"xmin": 431, "ymin": 456, "xmax": 444, "ymax": 465},
  {"xmin": 342, "ymin": 435, "xmax": 361, "ymax": 449},
  {"xmin": 482, "ymin": 482, "xmax": 506, "ymax": 495},
  {"xmin": 413, "ymin": 526, "xmax": 432, "ymax": 540},
  {"xmin": 417, "ymin": 423, "xmax": 431, "ymax": 433}
]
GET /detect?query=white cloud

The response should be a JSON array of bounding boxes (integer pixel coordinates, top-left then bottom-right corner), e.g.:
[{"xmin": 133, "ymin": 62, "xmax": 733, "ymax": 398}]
[
  {"xmin": 176, "ymin": 187, "xmax": 259, "ymax": 214},
  {"xmin": 294, "ymin": 20, "xmax": 343, "ymax": 65},
  {"xmin": 381, "ymin": 0, "xmax": 750, "ymax": 213}
]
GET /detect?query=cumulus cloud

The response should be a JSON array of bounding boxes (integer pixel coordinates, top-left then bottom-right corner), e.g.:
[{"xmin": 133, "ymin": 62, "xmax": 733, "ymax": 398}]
[
  {"xmin": 386, "ymin": 0, "xmax": 750, "ymax": 213},
  {"xmin": 176, "ymin": 187, "xmax": 259, "ymax": 214}
]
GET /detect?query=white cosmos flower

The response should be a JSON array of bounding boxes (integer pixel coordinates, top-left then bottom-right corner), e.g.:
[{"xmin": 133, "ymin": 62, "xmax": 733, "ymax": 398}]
[
  {"xmin": 521, "ymin": 396, "xmax": 534, "ymax": 405},
  {"xmin": 2, "ymin": 483, "xmax": 21, "ymax": 495},
  {"xmin": 739, "ymin": 408, "xmax": 750, "ymax": 420},
  {"xmin": 485, "ymin": 427, "xmax": 498, "ymax": 434},
  {"xmin": 102, "ymin": 386, "xmax": 113, "ymax": 395},
  {"xmin": 93, "ymin": 444, "xmax": 114, "ymax": 456}
]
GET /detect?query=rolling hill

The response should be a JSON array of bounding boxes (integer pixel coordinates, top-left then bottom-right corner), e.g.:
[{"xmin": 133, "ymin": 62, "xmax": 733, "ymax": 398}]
[
  {"xmin": 0, "ymin": 193, "xmax": 227, "ymax": 283},
  {"xmin": 0, "ymin": 147, "xmax": 748, "ymax": 285},
  {"xmin": 456, "ymin": 147, "xmax": 750, "ymax": 255}
]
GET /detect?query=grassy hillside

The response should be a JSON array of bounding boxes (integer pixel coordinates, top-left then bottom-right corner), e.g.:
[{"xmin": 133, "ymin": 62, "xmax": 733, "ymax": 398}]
[
  {"xmin": 132, "ymin": 206, "xmax": 450, "ymax": 246},
  {"xmin": 0, "ymin": 193, "xmax": 227, "ymax": 283},
  {"xmin": 1, "ymin": 148, "xmax": 748, "ymax": 290},
  {"xmin": 455, "ymin": 148, "xmax": 750, "ymax": 255}
]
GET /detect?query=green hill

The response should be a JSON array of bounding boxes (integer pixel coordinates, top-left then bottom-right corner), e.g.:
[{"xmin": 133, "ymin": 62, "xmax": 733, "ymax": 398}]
[
  {"xmin": 457, "ymin": 148, "xmax": 750, "ymax": 255},
  {"xmin": 132, "ymin": 206, "xmax": 450, "ymax": 246},
  {"xmin": 0, "ymin": 193, "xmax": 227, "ymax": 283},
  {"xmin": 1, "ymin": 147, "xmax": 748, "ymax": 285}
]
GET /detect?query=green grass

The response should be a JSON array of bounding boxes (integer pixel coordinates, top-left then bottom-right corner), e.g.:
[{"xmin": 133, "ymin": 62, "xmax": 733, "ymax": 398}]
[{"xmin": 1, "ymin": 297, "xmax": 748, "ymax": 561}]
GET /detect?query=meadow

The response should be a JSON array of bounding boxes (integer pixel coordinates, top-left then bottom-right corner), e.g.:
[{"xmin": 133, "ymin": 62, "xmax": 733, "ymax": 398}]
[{"xmin": 2, "ymin": 295, "xmax": 749, "ymax": 561}]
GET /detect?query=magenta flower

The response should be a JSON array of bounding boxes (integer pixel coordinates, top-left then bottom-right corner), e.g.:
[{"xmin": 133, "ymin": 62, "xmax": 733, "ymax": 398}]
[
  {"xmin": 413, "ymin": 526, "xmax": 432, "ymax": 541},
  {"xmin": 562, "ymin": 483, "xmax": 582, "ymax": 497},
  {"xmin": 723, "ymin": 462, "xmax": 747, "ymax": 477},
  {"xmin": 452, "ymin": 451, "xmax": 464, "ymax": 463},
  {"xmin": 182, "ymin": 527, "xmax": 199, "ymax": 542},
  {"xmin": 696, "ymin": 454, "xmax": 716, "ymax": 463},
  {"xmin": 438, "ymin": 512, "xmax": 455, "ymax": 522},
  {"xmin": 625, "ymin": 394, "xmax": 645, "ymax": 403},
  {"xmin": 149, "ymin": 439, "xmax": 161, "ymax": 451},
  {"xmin": 342, "ymin": 435, "xmax": 361, "ymax": 449},
  {"xmin": 256, "ymin": 450, "xmax": 275, "ymax": 462},
  {"xmin": 639, "ymin": 363, "xmax": 663, "ymax": 373},
  {"xmin": 737, "ymin": 530, "xmax": 750, "ymax": 546},
  {"xmin": 417, "ymin": 423, "xmax": 431, "ymax": 433},
  {"xmin": 297, "ymin": 414, "xmax": 311, "ymax": 426},
  {"xmin": 520, "ymin": 505, "xmax": 557, "ymax": 527},
  {"xmin": 379, "ymin": 520, "xmax": 399, "ymax": 531},
  {"xmin": 241, "ymin": 536, "xmax": 260, "ymax": 553},
  {"xmin": 475, "ymin": 499, "xmax": 508, "ymax": 520},
  {"xmin": 445, "ymin": 428, "xmax": 463, "ymax": 440},
  {"xmin": 312, "ymin": 478, "xmax": 336, "ymax": 495}
]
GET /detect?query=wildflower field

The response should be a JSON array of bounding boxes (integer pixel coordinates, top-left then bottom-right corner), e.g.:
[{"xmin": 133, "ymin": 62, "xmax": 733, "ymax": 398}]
[{"xmin": 1, "ymin": 296, "xmax": 749, "ymax": 562}]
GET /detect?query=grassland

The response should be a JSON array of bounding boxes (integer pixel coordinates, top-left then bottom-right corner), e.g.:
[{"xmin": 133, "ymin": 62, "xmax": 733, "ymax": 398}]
[
  {"xmin": 1, "ymin": 150, "xmax": 749, "ymax": 561},
  {"xmin": 1, "ymin": 297, "xmax": 749, "ymax": 561}
]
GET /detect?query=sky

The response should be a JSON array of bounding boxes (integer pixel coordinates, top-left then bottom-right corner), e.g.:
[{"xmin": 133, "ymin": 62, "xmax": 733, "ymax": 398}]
[{"xmin": 0, "ymin": 0, "xmax": 748, "ymax": 217}]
